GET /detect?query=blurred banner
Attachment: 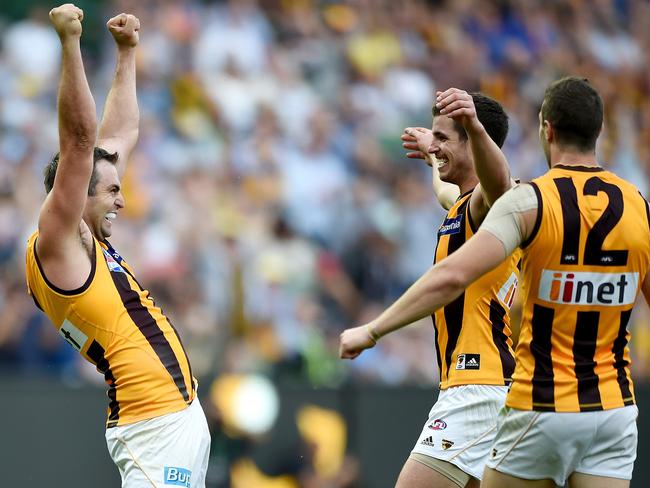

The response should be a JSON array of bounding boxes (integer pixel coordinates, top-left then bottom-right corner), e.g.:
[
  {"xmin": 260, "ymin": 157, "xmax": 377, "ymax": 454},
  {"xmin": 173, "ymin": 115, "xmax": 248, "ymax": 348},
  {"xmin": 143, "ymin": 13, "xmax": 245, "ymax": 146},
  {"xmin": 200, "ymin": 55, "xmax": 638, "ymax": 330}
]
[{"xmin": 2, "ymin": 377, "xmax": 650, "ymax": 488}]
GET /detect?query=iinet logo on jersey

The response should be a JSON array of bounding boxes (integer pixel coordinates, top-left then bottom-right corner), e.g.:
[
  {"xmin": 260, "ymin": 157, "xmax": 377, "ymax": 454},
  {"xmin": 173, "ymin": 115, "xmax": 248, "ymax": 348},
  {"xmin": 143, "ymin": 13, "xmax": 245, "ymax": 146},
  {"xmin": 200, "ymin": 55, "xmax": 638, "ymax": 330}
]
[{"xmin": 538, "ymin": 270, "xmax": 638, "ymax": 306}]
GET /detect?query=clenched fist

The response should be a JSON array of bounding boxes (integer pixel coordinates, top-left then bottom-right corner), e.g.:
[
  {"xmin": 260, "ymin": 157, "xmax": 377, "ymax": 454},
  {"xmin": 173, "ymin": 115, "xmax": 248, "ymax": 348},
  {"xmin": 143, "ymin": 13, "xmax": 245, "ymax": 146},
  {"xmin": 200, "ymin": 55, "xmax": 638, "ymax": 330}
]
[
  {"xmin": 107, "ymin": 13, "xmax": 140, "ymax": 48},
  {"xmin": 49, "ymin": 3, "xmax": 84, "ymax": 39},
  {"xmin": 339, "ymin": 324, "xmax": 377, "ymax": 359}
]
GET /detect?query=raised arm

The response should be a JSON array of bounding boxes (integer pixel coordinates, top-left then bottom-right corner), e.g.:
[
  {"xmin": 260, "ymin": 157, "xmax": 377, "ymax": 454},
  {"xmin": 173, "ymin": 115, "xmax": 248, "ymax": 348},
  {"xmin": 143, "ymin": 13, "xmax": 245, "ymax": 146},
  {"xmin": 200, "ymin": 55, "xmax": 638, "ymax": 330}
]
[
  {"xmin": 402, "ymin": 127, "xmax": 460, "ymax": 210},
  {"xmin": 436, "ymin": 89, "xmax": 514, "ymax": 224},
  {"xmin": 38, "ymin": 4, "xmax": 97, "ymax": 253},
  {"xmin": 97, "ymin": 13, "xmax": 140, "ymax": 175}
]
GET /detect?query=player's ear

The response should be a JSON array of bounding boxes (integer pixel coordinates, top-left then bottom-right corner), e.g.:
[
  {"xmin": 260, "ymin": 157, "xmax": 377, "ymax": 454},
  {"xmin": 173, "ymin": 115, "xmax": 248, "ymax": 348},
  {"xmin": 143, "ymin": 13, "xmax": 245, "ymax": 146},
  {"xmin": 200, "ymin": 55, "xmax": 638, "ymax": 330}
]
[{"xmin": 543, "ymin": 120, "xmax": 553, "ymax": 142}]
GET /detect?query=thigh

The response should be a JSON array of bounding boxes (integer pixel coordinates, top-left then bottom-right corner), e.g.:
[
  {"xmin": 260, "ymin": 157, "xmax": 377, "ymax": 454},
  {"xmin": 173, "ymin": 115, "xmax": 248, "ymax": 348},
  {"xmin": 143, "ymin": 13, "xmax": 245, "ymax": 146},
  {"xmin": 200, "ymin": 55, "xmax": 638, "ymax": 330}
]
[
  {"xmin": 482, "ymin": 467, "xmax": 556, "ymax": 488},
  {"xmin": 396, "ymin": 458, "xmax": 467, "ymax": 488},
  {"xmin": 568, "ymin": 472, "xmax": 630, "ymax": 488}
]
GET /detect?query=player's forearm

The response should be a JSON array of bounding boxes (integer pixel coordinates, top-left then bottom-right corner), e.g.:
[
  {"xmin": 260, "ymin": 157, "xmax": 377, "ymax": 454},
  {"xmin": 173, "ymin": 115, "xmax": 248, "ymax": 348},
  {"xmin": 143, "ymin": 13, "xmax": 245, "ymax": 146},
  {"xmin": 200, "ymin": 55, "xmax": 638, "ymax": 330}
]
[
  {"xmin": 98, "ymin": 47, "xmax": 139, "ymax": 151},
  {"xmin": 58, "ymin": 38, "xmax": 97, "ymax": 152},
  {"xmin": 368, "ymin": 263, "xmax": 464, "ymax": 339},
  {"xmin": 429, "ymin": 159, "xmax": 460, "ymax": 210},
  {"xmin": 467, "ymin": 123, "xmax": 512, "ymax": 206}
]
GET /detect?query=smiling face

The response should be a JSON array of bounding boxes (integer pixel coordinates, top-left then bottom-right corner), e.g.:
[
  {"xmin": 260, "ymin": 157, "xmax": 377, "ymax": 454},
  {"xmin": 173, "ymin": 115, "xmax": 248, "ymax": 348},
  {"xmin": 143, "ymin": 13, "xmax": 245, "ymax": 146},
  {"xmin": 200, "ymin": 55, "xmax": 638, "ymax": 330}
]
[
  {"xmin": 82, "ymin": 159, "xmax": 125, "ymax": 240},
  {"xmin": 429, "ymin": 115, "xmax": 474, "ymax": 187}
]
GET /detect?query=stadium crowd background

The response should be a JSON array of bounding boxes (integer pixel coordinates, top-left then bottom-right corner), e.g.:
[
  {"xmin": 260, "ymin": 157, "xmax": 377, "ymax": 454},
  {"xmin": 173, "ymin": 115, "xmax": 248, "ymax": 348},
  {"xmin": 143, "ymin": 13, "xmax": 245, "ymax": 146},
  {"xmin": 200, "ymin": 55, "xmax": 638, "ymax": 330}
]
[{"xmin": 1, "ymin": 0, "xmax": 650, "ymax": 389}]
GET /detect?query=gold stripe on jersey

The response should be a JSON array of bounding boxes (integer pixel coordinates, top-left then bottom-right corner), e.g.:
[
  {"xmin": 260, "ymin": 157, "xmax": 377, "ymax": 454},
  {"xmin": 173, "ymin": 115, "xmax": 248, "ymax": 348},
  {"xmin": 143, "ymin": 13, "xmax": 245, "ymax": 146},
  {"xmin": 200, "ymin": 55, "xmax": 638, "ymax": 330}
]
[
  {"xmin": 433, "ymin": 191, "xmax": 520, "ymax": 389},
  {"xmin": 25, "ymin": 232, "xmax": 195, "ymax": 427},
  {"xmin": 508, "ymin": 165, "xmax": 650, "ymax": 412}
]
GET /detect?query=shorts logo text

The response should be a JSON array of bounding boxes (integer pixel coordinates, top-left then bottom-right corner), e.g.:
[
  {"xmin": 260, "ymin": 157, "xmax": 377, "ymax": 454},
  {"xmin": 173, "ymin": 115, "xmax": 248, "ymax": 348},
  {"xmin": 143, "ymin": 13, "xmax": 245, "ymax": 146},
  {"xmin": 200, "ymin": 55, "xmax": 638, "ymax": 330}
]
[{"xmin": 164, "ymin": 467, "xmax": 191, "ymax": 487}]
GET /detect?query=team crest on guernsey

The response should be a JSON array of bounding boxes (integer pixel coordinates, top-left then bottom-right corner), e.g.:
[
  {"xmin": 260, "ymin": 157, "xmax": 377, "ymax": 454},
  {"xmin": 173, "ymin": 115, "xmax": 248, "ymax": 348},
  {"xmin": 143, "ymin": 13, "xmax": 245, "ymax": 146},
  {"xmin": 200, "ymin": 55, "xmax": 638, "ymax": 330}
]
[
  {"xmin": 102, "ymin": 248, "xmax": 126, "ymax": 273},
  {"xmin": 438, "ymin": 215, "xmax": 463, "ymax": 236}
]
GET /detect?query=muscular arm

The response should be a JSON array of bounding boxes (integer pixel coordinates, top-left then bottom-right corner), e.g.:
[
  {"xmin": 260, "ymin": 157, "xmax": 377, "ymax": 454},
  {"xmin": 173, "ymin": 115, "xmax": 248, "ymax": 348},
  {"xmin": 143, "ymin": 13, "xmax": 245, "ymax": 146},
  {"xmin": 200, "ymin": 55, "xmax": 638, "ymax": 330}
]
[
  {"xmin": 339, "ymin": 184, "xmax": 538, "ymax": 359},
  {"xmin": 97, "ymin": 14, "xmax": 140, "ymax": 175},
  {"xmin": 38, "ymin": 6, "xmax": 97, "ymax": 255}
]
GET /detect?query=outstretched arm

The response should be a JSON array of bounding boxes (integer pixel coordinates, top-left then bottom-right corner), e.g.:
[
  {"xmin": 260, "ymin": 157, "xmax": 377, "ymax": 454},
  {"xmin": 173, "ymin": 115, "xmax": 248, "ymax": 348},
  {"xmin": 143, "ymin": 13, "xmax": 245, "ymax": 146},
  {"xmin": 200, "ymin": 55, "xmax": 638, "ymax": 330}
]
[
  {"xmin": 339, "ymin": 184, "xmax": 538, "ymax": 359},
  {"xmin": 97, "ymin": 13, "xmax": 140, "ymax": 175},
  {"xmin": 436, "ymin": 88, "xmax": 514, "ymax": 224},
  {"xmin": 402, "ymin": 127, "xmax": 460, "ymax": 210},
  {"xmin": 38, "ymin": 4, "xmax": 97, "ymax": 252},
  {"xmin": 340, "ymin": 229, "xmax": 507, "ymax": 358}
]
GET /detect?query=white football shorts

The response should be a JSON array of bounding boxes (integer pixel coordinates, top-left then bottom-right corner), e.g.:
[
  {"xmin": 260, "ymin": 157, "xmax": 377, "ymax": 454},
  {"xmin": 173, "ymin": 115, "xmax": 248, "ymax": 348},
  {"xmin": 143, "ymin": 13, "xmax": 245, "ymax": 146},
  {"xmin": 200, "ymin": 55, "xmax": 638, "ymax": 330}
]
[
  {"xmin": 411, "ymin": 384, "xmax": 508, "ymax": 480},
  {"xmin": 486, "ymin": 405, "xmax": 638, "ymax": 486},
  {"xmin": 105, "ymin": 398, "xmax": 211, "ymax": 487}
]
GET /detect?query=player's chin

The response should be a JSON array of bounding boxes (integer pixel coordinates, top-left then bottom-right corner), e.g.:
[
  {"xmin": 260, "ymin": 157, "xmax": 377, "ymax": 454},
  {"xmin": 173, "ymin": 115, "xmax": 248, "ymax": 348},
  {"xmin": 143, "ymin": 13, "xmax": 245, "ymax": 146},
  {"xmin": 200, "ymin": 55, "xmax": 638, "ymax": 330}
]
[{"xmin": 101, "ymin": 222, "xmax": 113, "ymax": 238}]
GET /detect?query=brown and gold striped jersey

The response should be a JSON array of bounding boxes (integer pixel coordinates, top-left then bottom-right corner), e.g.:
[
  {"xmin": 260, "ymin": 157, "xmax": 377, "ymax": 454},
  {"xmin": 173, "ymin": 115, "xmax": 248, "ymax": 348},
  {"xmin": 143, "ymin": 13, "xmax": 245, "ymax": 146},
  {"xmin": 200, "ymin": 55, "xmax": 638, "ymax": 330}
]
[
  {"xmin": 434, "ymin": 191, "xmax": 520, "ymax": 389},
  {"xmin": 25, "ymin": 232, "xmax": 195, "ymax": 427},
  {"xmin": 508, "ymin": 165, "xmax": 650, "ymax": 412}
]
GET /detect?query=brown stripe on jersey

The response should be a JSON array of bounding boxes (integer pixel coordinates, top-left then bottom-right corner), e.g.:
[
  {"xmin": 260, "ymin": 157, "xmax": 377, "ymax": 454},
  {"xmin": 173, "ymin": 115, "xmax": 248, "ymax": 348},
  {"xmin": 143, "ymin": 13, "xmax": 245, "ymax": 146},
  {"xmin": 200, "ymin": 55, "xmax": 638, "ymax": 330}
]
[
  {"xmin": 431, "ymin": 314, "xmax": 443, "ymax": 378},
  {"xmin": 531, "ymin": 304, "xmax": 555, "ymax": 411},
  {"xmin": 490, "ymin": 299, "xmax": 515, "ymax": 382},
  {"xmin": 123, "ymin": 272, "xmax": 194, "ymax": 390},
  {"xmin": 614, "ymin": 309, "xmax": 635, "ymax": 406},
  {"xmin": 442, "ymin": 198, "xmax": 469, "ymax": 378},
  {"xmin": 109, "ymin": 272, "xmax": 191, "ymax": 403},
  {"xmin": 573, "ymin": 311, "xmax": 602, "ymax": 411},
  {"xmin": 431, "ymin": 223, "xmax": 444, "ymax": 375},
  {"xmin": 86, "ymin": 340, "xmax": 120, "ymax": 425},
  {"xmin": 521, "ymin": 183, "xmax": 542, "ymax": 249},
  {"xmin": 554, "ymin": 177, "xmax": 581, "ymax": 265}
]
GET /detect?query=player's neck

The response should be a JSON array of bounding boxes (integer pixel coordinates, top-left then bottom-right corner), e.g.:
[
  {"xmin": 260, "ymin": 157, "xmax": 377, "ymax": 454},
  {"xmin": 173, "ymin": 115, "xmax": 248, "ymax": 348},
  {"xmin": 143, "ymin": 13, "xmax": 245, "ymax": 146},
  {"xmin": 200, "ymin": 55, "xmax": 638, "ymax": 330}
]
[
  {"xmin": 550, "ymin": 146, "xmax": 598, "ymax": 168},
  {"xmin": 457, "ymin": 174, "xmax": 479, "ymax": 196}
]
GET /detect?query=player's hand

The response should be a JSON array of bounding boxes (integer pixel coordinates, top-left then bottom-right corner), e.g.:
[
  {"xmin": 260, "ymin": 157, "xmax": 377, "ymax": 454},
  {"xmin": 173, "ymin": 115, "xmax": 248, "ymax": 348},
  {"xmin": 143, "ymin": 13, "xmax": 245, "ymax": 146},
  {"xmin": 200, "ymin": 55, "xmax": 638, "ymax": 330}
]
[
  {"xmin": 49, "ymin": 3, "xmax": 83, "ymax": 39},
  {"xmin": 436, "ymin": 88, "xmax": 482, "ymax": 133},
  {"xmin": 402, "ymin": 127, "xmax": 434, "ymax": 166},
  {"xmin": 339, "ymin": 324, "xmax": 377, "ymax": 359},
  {"xmin": 107, "ymin": 13, "xmax": 140, "ymax": 48}
]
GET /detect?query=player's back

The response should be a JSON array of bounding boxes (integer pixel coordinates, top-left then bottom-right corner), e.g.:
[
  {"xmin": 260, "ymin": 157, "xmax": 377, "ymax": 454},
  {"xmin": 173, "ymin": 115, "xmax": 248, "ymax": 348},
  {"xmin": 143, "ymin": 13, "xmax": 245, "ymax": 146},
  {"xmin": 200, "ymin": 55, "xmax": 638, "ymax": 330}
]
[{"xmin": 509, "ymin": 164, "xmax": 650, "ymax": 412}]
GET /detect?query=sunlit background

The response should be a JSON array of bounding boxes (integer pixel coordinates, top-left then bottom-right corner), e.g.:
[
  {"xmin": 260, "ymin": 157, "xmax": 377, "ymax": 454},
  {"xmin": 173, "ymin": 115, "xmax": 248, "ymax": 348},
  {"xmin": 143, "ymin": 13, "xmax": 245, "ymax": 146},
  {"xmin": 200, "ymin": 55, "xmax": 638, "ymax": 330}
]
[{"xmin": 1, "ymin": 0, "xmax": 649, "ymax": 486}]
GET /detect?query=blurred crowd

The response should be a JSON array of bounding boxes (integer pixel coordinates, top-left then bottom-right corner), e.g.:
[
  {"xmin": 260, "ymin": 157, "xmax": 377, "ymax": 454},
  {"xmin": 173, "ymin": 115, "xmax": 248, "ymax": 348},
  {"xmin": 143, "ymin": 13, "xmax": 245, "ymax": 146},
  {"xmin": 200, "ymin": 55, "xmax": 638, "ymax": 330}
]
[{"xmin": 1, "ymin": 0, "xmax": 650, "ymax": 389}]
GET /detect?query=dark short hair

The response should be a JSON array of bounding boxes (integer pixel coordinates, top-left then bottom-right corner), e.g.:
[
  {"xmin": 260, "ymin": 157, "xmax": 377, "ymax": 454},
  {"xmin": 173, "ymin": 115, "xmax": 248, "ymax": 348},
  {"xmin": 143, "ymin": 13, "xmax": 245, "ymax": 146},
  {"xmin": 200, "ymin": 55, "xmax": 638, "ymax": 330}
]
[
  {"xmin": 541, "ymin": 77, "xmax": 603, "ymax": 152},
  {"xmin": 44, "ymin": 147, "xmax": 119, "ymax": 195},
  {"xmin": 433, "ymin": 92, "xmax": 509, "ymax": 148}
]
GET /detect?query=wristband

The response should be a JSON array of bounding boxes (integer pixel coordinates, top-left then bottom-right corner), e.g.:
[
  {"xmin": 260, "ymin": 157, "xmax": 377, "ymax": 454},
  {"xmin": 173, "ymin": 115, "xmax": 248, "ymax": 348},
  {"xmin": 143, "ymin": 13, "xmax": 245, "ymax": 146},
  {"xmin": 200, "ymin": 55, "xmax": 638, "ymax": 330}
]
[{"xmin": 365, "ymin": 324, "xmax": 381, "ymax": 344}]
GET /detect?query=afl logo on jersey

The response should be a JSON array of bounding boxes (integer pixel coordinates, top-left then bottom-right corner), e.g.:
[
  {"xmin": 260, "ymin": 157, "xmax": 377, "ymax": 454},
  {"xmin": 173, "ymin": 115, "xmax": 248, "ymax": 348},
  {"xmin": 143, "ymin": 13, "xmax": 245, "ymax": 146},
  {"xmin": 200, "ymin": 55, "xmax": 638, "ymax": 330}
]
[
  {"xmin": 438, "ymin": 215, "xmax": 463, "ymax": 236},
  {"xmin": 102, "ymin": 249, "xmax": 126, "ymax": 273}
]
